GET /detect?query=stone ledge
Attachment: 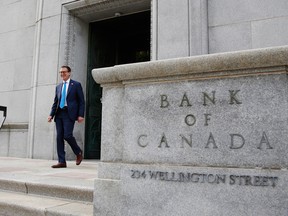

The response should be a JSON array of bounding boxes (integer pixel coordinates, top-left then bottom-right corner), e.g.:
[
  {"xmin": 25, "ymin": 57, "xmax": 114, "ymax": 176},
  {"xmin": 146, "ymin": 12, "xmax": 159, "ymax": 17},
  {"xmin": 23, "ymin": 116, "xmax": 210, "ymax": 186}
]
[
  {"xmin": 92, "ymin": 46, "xmax": 288, "ymax": 85},
  {"xmin": 1, "ymin": 123, "xmax": 28, "ymax": 130}
]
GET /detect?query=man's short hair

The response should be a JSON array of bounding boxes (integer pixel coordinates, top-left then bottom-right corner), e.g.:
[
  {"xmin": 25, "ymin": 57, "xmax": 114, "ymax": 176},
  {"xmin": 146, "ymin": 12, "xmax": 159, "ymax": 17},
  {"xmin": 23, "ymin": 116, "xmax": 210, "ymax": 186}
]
[{"xmin": 61, "ymin": 65, "xmax": 71, "ymax": 72}]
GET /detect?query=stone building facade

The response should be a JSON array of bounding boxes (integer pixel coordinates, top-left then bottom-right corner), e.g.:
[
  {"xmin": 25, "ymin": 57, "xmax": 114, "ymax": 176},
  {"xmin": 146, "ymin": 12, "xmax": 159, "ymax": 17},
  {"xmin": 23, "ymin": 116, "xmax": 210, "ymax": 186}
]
[{"xmin": 0, "ymin": 0, "xmax": 288, "ymax": 160}]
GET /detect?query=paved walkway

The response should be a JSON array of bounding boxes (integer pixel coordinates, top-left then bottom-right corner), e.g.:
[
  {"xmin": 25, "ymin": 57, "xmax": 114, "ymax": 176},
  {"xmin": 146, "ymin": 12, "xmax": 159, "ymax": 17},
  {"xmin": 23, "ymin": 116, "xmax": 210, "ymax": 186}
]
[
  {"xmin": 0, "ymin": 157, "xmax": 99, "ymax": 216},
  {"xmin": 0, "ymin": 157, "xmax": 98, "ymax": 189}
]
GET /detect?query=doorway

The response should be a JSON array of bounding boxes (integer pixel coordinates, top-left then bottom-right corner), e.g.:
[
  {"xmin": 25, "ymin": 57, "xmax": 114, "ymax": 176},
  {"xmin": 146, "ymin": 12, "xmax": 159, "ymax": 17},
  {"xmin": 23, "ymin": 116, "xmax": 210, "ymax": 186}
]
[{"xmin": 85, "ymin": 11, "xmax": 151, "ymax": 159}]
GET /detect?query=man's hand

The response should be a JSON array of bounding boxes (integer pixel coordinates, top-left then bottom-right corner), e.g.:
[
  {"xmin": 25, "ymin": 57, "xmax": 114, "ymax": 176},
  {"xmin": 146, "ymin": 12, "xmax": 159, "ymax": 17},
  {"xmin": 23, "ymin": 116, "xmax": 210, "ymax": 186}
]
[
  {"xmin": 48, "ymin": 116, "xmax": 53, "ymax": 122},
  {"xmin": 78, "ymin": 117, "xmax": 84, "ymax": 123}
]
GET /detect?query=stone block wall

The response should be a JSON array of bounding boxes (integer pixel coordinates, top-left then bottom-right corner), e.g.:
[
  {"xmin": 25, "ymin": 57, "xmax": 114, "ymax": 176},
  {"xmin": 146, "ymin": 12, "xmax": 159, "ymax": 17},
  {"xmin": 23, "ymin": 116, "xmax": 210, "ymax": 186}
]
[
  {"xmin": 92, "ymin": 46, "xmax": 288, "ymax": 215},
  {"xmin": 0, "ymin": 0, "xmax": 88, "ymax": 159},
  {"xmin": 0, "ymin": 0, "xmax": 36, "ymax": 157},
  {"xmin": 153, "ymin": 0, "xmax": 288, "ymax": 59},
  {"xmin": 208, "ymin": 0, "xmax": 288, "ymax": 53}
]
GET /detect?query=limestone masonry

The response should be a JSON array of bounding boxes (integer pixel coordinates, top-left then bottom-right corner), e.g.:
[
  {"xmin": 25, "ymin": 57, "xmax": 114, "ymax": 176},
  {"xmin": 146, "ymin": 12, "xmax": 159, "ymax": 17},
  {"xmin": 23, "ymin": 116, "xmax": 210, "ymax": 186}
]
[{"xmin": 93, "ymin": 46, "xmax": 288, "ymax": 216}]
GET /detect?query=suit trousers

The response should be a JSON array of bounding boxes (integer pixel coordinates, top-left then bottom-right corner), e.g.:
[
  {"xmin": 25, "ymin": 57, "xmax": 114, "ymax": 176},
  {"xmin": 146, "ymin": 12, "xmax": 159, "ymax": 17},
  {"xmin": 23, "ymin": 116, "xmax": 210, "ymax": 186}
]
[{"xmin": 55, "ymin": 109, "xmax": 82, "ymax": 163}]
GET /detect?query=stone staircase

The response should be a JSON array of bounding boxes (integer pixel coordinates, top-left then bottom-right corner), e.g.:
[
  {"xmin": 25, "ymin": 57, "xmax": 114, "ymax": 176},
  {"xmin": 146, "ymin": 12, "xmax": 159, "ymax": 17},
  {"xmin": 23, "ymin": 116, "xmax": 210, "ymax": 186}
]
[{"xmin": 0, "ymin": 157, "xmax": 97, "ymax": 216}]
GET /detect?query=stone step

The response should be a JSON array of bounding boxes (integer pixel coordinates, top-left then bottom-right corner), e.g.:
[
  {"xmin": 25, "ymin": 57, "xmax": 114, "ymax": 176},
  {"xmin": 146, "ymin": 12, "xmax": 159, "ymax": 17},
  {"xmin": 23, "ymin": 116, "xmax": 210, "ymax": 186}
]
[
  {"xmin": 0, "ymin": 157, "xmax": 98, "ymax": 204},
  {"xmin": 0, "ymin": 190, "xmax": 93, "ymax": 216},
  {"xmin": 0, "ymin": 157, "xmax": 97, "ymax": 215},
  {"xmin": 0, "ymin": 178, "xmax": 93, "ymax": 203}
]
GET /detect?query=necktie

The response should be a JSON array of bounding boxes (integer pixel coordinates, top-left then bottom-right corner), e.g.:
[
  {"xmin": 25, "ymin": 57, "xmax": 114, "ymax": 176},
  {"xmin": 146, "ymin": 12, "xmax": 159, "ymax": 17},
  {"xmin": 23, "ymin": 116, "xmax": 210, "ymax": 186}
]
[{"xmin": 60, "ymin": 82, "xmax": 67, "ymax": 108}]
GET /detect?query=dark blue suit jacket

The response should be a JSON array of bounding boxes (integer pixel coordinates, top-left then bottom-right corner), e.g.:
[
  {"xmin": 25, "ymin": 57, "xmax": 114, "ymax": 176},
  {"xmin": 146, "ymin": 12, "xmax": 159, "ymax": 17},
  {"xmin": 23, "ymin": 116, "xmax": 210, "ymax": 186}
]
[{"xmin": 50, "ymin": 79, "xmax": 85, "ymax": 121}]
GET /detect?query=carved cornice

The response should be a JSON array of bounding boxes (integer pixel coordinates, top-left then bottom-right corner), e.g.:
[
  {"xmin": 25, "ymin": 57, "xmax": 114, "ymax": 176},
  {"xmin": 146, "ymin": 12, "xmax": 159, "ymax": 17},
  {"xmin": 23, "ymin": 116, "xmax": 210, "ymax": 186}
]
[
  {"xmin": 66, "ymin": 0, "xmax": 150, "ymax": 19},
  {"xmin": 1, "ymin": 123, "xmax": 29, "ymax": 130}
]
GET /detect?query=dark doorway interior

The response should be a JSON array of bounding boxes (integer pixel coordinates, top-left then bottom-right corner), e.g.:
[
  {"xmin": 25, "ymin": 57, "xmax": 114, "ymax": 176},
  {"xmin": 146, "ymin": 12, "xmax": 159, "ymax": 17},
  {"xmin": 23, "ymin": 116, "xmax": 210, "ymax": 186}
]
[{"xmin": 85, "ymin": 11, "xmax": 151, "ymax": 159}]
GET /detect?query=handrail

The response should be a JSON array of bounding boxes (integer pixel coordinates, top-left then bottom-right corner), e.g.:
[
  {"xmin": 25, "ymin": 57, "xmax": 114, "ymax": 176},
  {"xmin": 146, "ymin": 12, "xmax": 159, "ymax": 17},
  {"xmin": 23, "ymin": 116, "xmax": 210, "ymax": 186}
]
[{"xmin": 0, "ymin": 106, "xmax": 7, "ymax": 130}]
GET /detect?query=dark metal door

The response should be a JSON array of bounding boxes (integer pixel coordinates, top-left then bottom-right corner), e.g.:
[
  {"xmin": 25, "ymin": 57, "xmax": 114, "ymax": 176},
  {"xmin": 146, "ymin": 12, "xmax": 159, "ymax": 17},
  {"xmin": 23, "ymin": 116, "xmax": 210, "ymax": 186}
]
[{"xmin": 85, "ymin": 11, "xmax": 151, "ymax": 159}]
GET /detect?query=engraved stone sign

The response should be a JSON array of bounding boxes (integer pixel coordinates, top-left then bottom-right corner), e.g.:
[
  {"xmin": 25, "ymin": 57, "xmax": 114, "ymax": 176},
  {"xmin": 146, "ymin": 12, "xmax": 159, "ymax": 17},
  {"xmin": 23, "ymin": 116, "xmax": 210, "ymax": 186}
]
[
  {"xmin": 92, "ymin": 46, "xmax": 288, "ymax": 216},
  {"xmin": 124, "ymin": 75, "xmax": 287, "ymax": 167}
]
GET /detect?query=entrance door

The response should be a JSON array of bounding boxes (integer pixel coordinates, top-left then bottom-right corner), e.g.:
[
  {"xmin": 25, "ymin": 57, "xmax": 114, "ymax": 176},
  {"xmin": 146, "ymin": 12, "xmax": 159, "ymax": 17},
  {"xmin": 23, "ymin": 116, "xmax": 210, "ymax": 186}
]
[{"xmin": 85, "ymin": 11, "xmax": 151, "ymax": 159}]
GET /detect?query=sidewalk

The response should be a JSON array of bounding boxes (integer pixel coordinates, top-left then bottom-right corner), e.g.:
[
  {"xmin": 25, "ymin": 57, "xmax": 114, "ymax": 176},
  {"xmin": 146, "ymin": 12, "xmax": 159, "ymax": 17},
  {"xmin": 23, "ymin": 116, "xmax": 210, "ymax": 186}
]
[
  {"xmin": 0, "ymin": 157, "xmax": 98, "ymax": 215},
  {"xmin": 0, "ymin": 157, "xmax": 98, "ymax": 191}
]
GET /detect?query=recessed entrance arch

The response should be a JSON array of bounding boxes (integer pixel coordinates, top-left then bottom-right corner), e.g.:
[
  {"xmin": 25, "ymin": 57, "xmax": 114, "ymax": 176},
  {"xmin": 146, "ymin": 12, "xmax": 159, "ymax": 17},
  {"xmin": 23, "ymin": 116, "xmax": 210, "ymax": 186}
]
[{"xmin": 61, "ymin": 0, "xmax": 151, "ymax": 159}]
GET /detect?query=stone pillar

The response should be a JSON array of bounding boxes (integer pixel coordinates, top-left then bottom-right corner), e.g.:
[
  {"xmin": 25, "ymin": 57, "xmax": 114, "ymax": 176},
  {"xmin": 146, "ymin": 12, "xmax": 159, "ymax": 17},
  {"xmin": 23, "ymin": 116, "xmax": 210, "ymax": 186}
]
[
  {"xmin": 152, "ymin": 0, "xmax": 208, "ymax": 60},
  {"xmin": 93, "ymin": 46, "xmax": 288, "ymax": 215}
]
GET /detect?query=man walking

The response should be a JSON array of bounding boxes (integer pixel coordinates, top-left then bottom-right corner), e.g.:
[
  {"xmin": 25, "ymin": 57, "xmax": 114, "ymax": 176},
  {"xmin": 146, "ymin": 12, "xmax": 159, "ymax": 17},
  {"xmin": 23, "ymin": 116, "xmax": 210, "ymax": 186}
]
[{"xmin": 48, "ymin": 66, "xmax": 85, "ymax": 168}]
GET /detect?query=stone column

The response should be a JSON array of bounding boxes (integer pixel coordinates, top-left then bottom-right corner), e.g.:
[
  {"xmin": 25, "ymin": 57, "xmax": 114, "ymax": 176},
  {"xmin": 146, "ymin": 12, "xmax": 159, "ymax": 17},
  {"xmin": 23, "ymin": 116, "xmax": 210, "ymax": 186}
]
[{"xmin": 152, "ymin": 0, "xmax": 208, "ymax": 60}]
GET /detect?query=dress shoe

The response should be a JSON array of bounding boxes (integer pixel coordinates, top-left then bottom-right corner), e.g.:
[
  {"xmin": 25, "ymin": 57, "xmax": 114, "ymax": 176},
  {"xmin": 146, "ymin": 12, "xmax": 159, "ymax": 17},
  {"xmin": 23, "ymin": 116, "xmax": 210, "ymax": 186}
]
[
  {"xmin": 51, "ymin": 163, "xmax": 67, "ymax": 168},
  {"xmin": 76, "ymin": 152, "xmax": 83, "ymax": 165}
]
